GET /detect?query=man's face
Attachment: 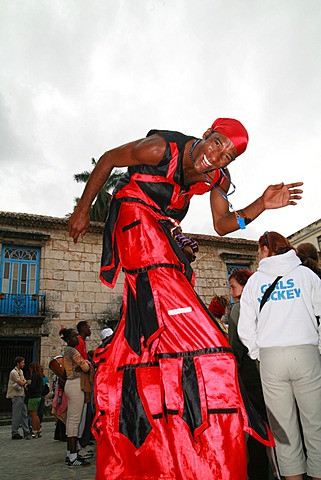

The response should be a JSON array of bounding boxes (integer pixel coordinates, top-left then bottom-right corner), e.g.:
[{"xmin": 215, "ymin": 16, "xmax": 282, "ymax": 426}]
[
  {"xmin": 17, "ymin": 360, "xmax": 25, "ymax": 369},
  {"xmin": 84, "ymin": 323, "xmax": 91, "ymax": 337},
  {"xmin": 195, "ymin": 131, "xmax": 237, "ymax": 173}
]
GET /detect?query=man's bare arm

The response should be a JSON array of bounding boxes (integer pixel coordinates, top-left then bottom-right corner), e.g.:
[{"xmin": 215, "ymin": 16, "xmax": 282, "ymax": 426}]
[
  {"xmin": 68, "ymin": 135, "xmax": 166, "ymax": 242},
  {"xmin": 211, "ymin": 181, "xmax": 303, "ymax": 236}
]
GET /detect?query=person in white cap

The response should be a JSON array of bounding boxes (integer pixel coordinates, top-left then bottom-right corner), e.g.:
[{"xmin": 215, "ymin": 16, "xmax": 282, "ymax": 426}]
[{"xmin": 100, "ymin": 328, "xmax": 113, "ymax": 342}]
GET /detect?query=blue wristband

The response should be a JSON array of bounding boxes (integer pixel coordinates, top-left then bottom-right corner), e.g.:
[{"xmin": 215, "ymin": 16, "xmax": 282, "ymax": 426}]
[{"xmin": 237, "ymin": 217, "xmax": 246, "ymax": 229}]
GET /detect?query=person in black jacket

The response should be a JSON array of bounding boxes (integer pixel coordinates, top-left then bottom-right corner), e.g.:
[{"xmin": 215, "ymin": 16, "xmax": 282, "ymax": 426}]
[
  {"xmin": 26, "ymin": 362, "xmax": 43, "ymax": 439},
  {"xmin": 228, "ymin": 269, "xmax": 274, "ymax": 480}
]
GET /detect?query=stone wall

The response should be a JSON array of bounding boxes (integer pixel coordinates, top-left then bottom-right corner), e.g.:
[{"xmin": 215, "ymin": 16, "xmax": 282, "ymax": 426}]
[
  {"xmin": 0, "ymin": 212, "xmax": 258, "ymax": 382},
  {"xmin": 40, "ymin": 227, "xmax": 124, "ymax": 359}
]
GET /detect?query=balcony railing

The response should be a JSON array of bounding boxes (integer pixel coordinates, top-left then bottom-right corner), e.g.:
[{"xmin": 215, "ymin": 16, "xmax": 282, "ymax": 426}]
[{"xmin": 0, "ymin": 293, "xmax": 46, "ymax": 316}]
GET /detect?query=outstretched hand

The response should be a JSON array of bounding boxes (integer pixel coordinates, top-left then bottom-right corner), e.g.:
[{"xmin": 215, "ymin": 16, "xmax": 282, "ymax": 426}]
[
  {"xmin": 262, "ymin": 182, "xmax": 303, "ymax": 210},
  {"xmin": 68, "ymin": 209, "xmax": 90, "ymax": 243}
]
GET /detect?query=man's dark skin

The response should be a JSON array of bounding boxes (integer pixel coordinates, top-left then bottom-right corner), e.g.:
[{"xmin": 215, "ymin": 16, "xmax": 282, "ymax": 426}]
[
  {"xmin": 77, "ymin": 321, "xmax": 91, "ymax": 340},
  {"xmin": 68, "ymin": 127, "xmax": 303, "ymax": 241}
]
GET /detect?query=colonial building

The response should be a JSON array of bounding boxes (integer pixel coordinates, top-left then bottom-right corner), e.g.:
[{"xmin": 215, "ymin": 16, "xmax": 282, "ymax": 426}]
[
  {"xmin": 0, "ymin": 212, "xmax": 116, "ymax": 412},
  {"xmin": 0, "ymin": 211, "xmax": 264, "ymax": 413},
  {"xmin": 288, "ymin": 218, "xmax": 321, "ymax": 251}
]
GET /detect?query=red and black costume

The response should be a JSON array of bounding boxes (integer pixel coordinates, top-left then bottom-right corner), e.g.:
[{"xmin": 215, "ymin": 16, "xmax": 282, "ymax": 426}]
[{"xmin": 93, "ymin": 130, "xmax": 273, "ymax": 480}]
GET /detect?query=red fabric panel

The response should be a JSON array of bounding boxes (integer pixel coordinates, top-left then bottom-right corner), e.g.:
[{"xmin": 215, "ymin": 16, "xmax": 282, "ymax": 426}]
[
  {"xmin": 93, "ymin": 201, "xmax": 274, "ymax": 479},
  {"xmin": 159, "ymin": 358, "xmax": 184, "ymax": 416},
  {"xmin": 166, "ymin": 142, "xmax": 179, "ymax": 181},
  {"xmin": 75, "ymin": 336, "xmax": 88, "ymax": 360}
]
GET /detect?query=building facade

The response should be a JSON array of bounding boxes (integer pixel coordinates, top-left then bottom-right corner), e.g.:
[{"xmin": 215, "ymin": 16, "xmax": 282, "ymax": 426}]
[
  {"xmin": 0, "ymin": 211, "xmax": 260, "ymax": 413},
  {"xmin": 288, "ymin": 218, "xmax": 321, "ymax": 251}
]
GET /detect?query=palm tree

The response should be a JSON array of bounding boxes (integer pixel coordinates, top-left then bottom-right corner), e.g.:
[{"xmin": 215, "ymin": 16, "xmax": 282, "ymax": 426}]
[{"xmin": 70, "ymin": 158, "xmax": 125, "ymax": 222}]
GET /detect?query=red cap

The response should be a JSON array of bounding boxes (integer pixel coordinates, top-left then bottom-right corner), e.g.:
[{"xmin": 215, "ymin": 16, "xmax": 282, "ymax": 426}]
[
  {"xmin": 208, "ymin": 297, "xmax": 226, "ymax": 318},
  {"xmin": 211, "ymin": 118, "xmax": 249, "ymax": 156}
]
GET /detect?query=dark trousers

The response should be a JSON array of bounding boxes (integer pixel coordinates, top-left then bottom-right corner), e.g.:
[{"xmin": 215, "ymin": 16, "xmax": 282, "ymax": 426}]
[
  {"xmin": 247, "ymin": 436, "xmax": 270, "ymax": 480},
  {"xmin": 79, "ymin": 401, "xmax": 93, "ymax": 448}
]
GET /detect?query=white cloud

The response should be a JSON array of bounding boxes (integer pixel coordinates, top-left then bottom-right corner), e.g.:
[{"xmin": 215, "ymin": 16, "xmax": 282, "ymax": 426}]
[{"xmin": 0, "ymin": 0, "xmax": 320, "ymax": 240}]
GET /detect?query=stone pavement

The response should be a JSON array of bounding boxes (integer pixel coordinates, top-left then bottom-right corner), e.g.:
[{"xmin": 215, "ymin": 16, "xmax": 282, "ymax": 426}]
[
  {"xmin": 0, "ymin": 418, "xmax": 96, "ymax": 480},
  {"xmin": 1, "ymin": 417, "xmax": 311, "ymax": 480}
]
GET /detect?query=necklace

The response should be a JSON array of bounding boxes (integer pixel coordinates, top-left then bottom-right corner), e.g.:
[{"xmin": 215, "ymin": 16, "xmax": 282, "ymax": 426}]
[{"xmin": 189, "ymin": 138, "xmax": 201, "ymax": 164}]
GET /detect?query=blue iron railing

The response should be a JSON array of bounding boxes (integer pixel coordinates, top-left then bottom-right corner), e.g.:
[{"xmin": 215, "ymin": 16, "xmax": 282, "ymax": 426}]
[{"xmin": 0, "ymin": 293, "xmax": 46, "ymax": 316}]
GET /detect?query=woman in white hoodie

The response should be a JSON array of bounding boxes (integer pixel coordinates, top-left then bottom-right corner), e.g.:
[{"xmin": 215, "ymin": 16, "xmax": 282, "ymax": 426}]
[{"xmin": 238, "ymin": 231, "xmax": 321, "ymax": 480}]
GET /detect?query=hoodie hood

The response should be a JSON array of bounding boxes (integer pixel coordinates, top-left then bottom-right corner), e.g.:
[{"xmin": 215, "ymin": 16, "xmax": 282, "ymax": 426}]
[{"xmin": 257, "ymin": 249, "xmax": 301, "ymax": 277}]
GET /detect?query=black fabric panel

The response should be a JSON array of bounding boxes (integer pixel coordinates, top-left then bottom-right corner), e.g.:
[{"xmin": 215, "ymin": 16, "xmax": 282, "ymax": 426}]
[
  {"xmin": 124, "ymin": 285, "xmax": 142, "ymax": 355},
  {"xmin": 136, "ymin": 272, "xmax": 159, "ymax": 344},
  {"xmin": 208, "ymin": 408, "xmax": 238, "ymax": 414},
  {"xmin": 238, "ymin": 373, "xmax": 270, "ymax": 441},
  {"xmin": 117, "ymin": 362, "xmax": 159, "ymax": 371},
  {"xmin": 152, "ymin": 413, "xmax": 163, "ymax": 419},
  {"xmin": 127, "ymin": 145, "xmax": 171, "ymax": 178},
  {"xmin": 136, "ymin": 179, "xmax": 189, "ymax": 221},
  {"xmin": 158, "ymin": 219, "xmax": 193, "ymax": 284},
  {"xmin": 165, "ymin": 202, "xmax": 190, "ymax": 222},
  {"xmin": 119, "ymin": 369, "xmax": 152, "ymax": 449},
  {"xmin": 122, "ymin": 219, "xmax": 141, "ymax": 232},
  {"xmin": 167, "ymin": 408, "xmax": 238, "ymax": 415},
  {"xmin": 136, "ymin": 181, "xmax": 174, "ymax": 215},
  {"xmin": 146, "ymin": 129, "xmax": 195, "ymax": 145},
  {"xmin": 182, "ymin": 357, "xmax": 202, "ymax": 436},
  {"xmin": 146, "ymin": 130, "xmax": 195, "ymax": 190},
  {"xmin": 111, "ymin": 170, "xmax": 130, "ymax": 195},
  {"xmin": 123, "ymin": 263, "xmax": 181, "ymax": 275},
  {"xmin": 101, "ymin": 197, "xmax": 120, "ymax": 268},
  {"xmin": 157, "ymin": 347, "xmax": 233, "ymax": 359}
]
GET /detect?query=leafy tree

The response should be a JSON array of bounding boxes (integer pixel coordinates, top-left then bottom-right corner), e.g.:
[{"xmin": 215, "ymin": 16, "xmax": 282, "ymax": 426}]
[{"xmin": 70, "ymin": 158, "xmax": 125, "ymax": 222}]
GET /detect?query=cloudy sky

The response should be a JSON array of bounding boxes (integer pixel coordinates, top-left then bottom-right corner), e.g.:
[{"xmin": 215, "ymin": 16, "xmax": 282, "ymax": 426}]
[{"xmin": 1, "ymin": 0, "xmax": 320, "ymax": 241}]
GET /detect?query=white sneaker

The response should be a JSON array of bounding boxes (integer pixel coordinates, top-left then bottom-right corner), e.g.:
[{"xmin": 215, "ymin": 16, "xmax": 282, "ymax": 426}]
[{"xmin": 68, "ymin": 456, "xmax": 91, "ymax": 467}]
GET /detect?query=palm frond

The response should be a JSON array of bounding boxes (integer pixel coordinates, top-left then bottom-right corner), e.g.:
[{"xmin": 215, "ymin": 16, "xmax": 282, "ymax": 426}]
[
  {"xmin": 73, "ymin": 172, "xmax": 91, "ymax": 183},
  {"xmin": 68, "ymin": 158, "xmax": 126, "ymax": 221}
]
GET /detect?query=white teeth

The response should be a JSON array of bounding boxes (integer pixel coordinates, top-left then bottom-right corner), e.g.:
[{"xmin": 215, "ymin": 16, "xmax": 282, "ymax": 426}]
[{"xmin": 203, "ymin": 154, "xmax": 211, "ymax": 167}]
